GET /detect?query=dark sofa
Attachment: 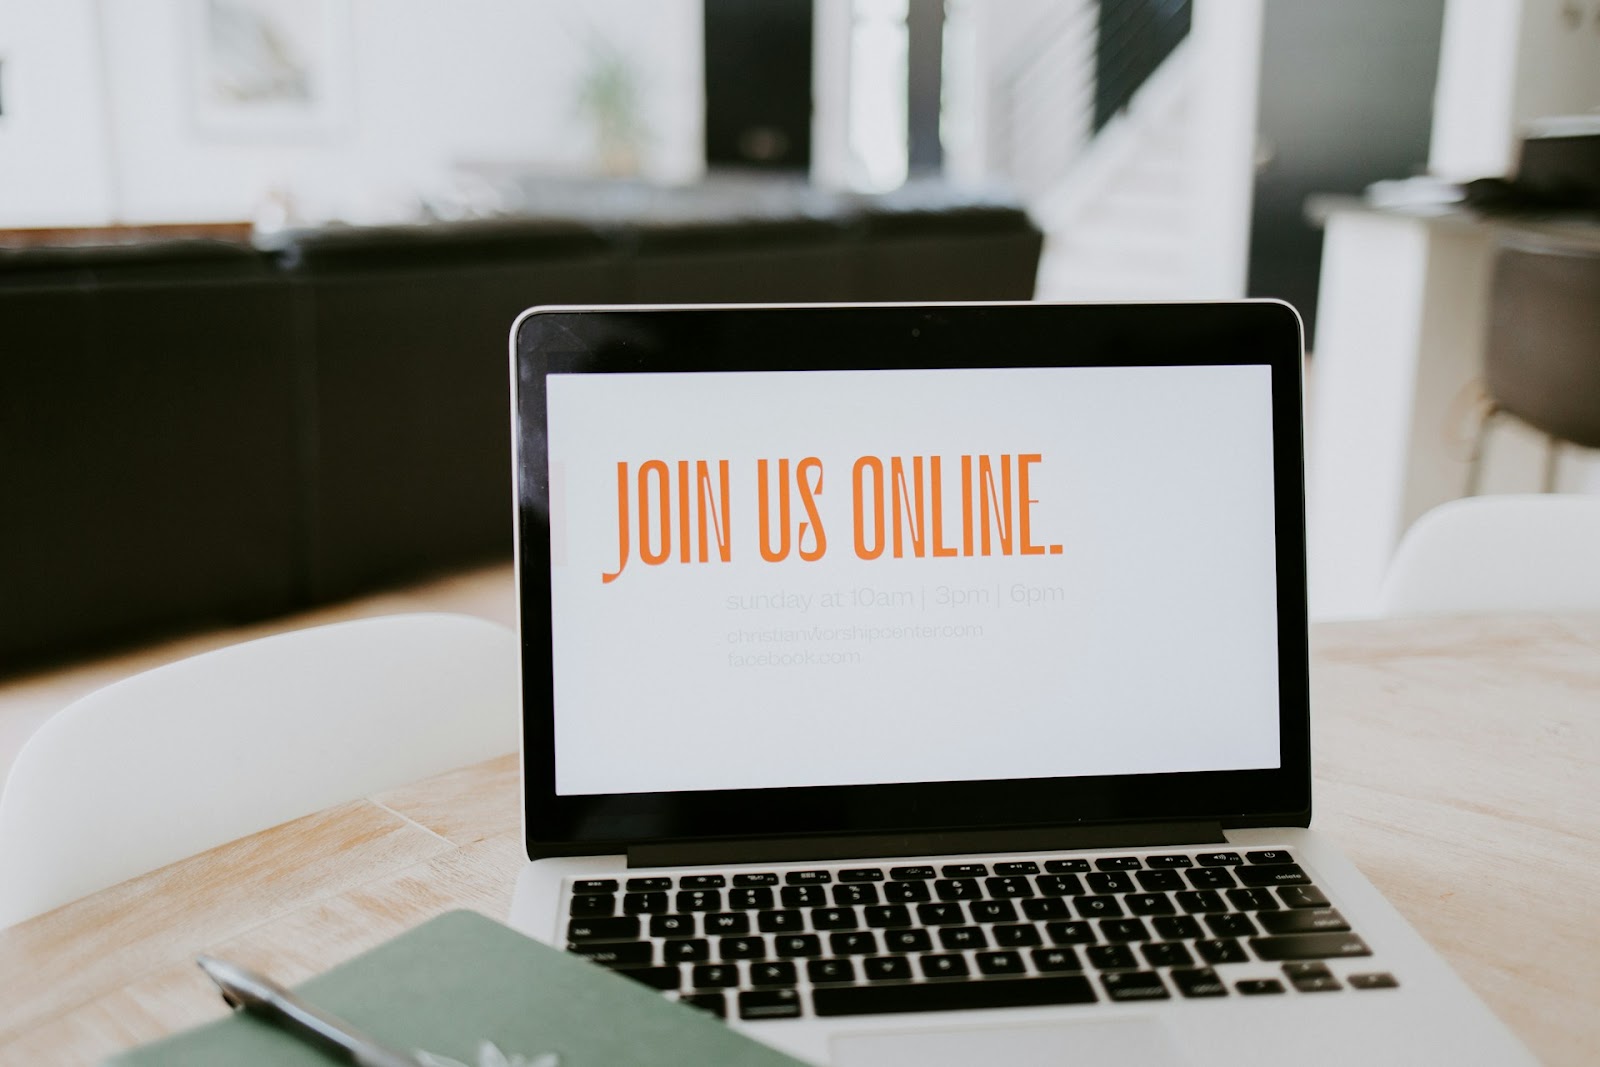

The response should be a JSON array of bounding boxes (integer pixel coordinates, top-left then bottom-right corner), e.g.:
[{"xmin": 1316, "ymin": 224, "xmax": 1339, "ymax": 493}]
[{"xmin": 1, "ymin": 181, "xmax": 1041, "ymax": 666}]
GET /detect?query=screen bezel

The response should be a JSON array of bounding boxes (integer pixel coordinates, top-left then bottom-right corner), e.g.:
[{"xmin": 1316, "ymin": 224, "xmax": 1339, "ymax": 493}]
[{"xmin": 512, "ymin": 301, "xmax": 1310, "ymax": 858}]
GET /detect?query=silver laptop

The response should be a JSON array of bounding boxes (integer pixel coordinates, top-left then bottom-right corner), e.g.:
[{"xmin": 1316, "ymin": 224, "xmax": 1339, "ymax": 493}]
[{"xmin": 506, "ymin": 302, "xmax": 1532, "ymax": 1066}]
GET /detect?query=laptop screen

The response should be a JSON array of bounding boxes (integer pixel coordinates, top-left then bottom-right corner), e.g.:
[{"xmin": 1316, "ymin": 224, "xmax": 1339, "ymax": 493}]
[
  {"xmin": 547, "ymin": 366, "xmax": 1278, "ymax": 797},
  {"xmin": 516, "ymin": 303, "xmax": 1309, "ymax": 850}
]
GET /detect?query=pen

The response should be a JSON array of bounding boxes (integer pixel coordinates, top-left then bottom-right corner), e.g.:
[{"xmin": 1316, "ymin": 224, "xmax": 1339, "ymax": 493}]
[{"xmin": 197, "ymin": 954, "xmax": 424, "ymax": 1067}]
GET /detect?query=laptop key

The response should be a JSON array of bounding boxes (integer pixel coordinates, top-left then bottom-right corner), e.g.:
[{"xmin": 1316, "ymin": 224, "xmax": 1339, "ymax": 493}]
[
  {"xmin": 1095, "ymin": 856, "xmax": 1142, "ymax": 871},
  {"xmin": 680, "ymin": 875, "xmax": 726, "ymax": 889},
  {"xmin": 624, "ymin": 892, "xmax": 668, "ymax": 914},
  {"xmin": 885, "ymin": 928, "xmax": 933, "ymax": 952},
  {"xmin": 1206, "ymin": 913, "xmax": 1257, "ymax": 938},
  {"xmin": 934, "ymin": 879, "xmax": 980, "ymax": 901},
  {"xmin": 1074, "ymin": 895, "xmax": 1123, "ymax": 918},
  {"xmin": 1251, "ymin": 933, "xmax": 1372, "ymax": 961},
  {"xmin": 702, "ymin": 912, "xmax": 747, "ymax": 935},
  {"xmin": 1170, "ymin": 967, "xmax": 1227, "ymax": 998},
  {"xmin": 573, "ymin": 879, "xmax": 618, "ymax": 893},
  {"xmin": 1022, "ymin": 898, "xmax": 1070, "ymax": 920},
  {"xmin": 1195, "ymin": 938, "xmax": 1249, "ymax": 965},
  {"xmin": 975, "ymin": 951, "xmax": 1026, "ymax": 976},
  {"xmin": 776, "ymin": 935, "xmax": 822, "ymax": 958},
  {"xmin": 1227, "ymin": 887, "xmax": 1280, "ymax": 912},
  {"xmin": 1044, "ymin": 859, "xmax": 1091, "ymax": 873},
  {"xmin": 884, "ymin": 881, "xmax": 932, "ymax": 903},
  {"xmin": 813, "ymin": 975, "xmax": 1097, "ymax": 1016},
  {"xmin": 917, "ymin": 902, "xmax": 966, "ymax": 925},
  {"xmin": 1136, "ymin": 869, "xmax": 1185, "ymax": 892},
  {"xmin": 919, "ymin": 953, "xmax": 971, "ymax": 979},
  {"xmin": 781, "ymin": 885, "xmax": 826, "ymax": 908},
  {"xmin": 1101, "ymin": 971, "xmax": 1169, "ymax": 1002},
  {"xmin": 891, "ymin": 866, "xmax": 936, "ymax": 880},
  {"xmin": 938, "ymin": 926, "xmax": 988, "ymax": 950},
  {"xmin": 1144, "ymin": 855, "xmax": 1193, "ymax": 868},
  {"xmin": 943, "ymin": 864, "xmax": 988, "ymax": 878},
  {"xmin": 810, "ymin": 907, "xmax": 859, "ymax": 930},
  {"xmin": 985, "ymin": 876, "xmax": 1035, "ymax": 899},
  {"xmin": 1196, "ymin": 852, "xmax": 1244, "ymax": 866},
  {"xmin": 1236, "ymin": 978, "xmax": 1286, "ymax": 995},
  {"xmin": 739, "ymin": 989, "xmax": 802, "ymax": 1020},
  {"xmin": 569, "ymin": 894, "xmax": 615, "ymax": 917},
  {"xmin": 1087, "ymin": 944, "xmax": 1137, "ymax": 970},
  {"xmin": 613, "ymin": 966, "xmax": 680, "ymax": 991},
  {"xmin": 1045, "ymin": 921, "xmax": 1098, "ymax": 945},
  {"xmin": 729, "ymin": 887, "xmax": 773, "ymax": 909},
  {"xmin": 665, "ymin": 939, "xmax": 710, "ymax": 963},
  {"xmin": 1278, "ymin": 885, "xmax": 1331, "ymax": 909},
  {"xmin": 863, "ymin": 955, "xmax": 914, "ymax": 981},
  {"xmin": 1032, "ymin": 947, "xmax": 1083, "ymax": 972},
  {"xmin": 1086, "ymin": 872, "xmax": 1134, "ymax": 894},
  {"xmin": 839, "ymin": 867, "xmax": 886, "ymax": 882},
  {"xmin": 693, "ymin": 963, "xmax": 739, "ymax": 988},
  {"xmin": 751, "ymin": 961, "xmax": 799, "ymax": 986},
  {"xmin": 733, "ymin": 873, "xmax": 779, "ymax": 886},
  {"xmin": 652, "ymin": 914, "xmax": 700, "ymax": 937},
  {"xmin": 1140, "ymin": 942, "xmax": 1194, "ymax": 968},
  {"xmin": 1175, "ymin": 890, "xmax": 1226, "ymax": 913},
  {"xmin": 1348, "ymin": 972, "xmax": 1399, "ymax": 990},
  {"xmin": 757, "ymin": 909, "xmax": 804, "ymax": 933},
  {"xmin": 625, "ymin": 877, "xmax": 672, "ymax": 892},
  {"xmin": 679, "ymin": 991, "xmax": 726, "ymax": 1018},
  {"xmin": 1186, "ymin": 868, "xmax": 1236, "ymax": 890},
  {"xmin": 567, "ymin": 917, "xmax": 639, "ymax": 942},
  {"xmin": 809, "ymin": 958, "xmax": 857, "ymax": 984},
  {"xmin": 719, "ymin": 936, "xmax": 767, "ymax": 960},
  {"xmin": 832, "ymin": 883, "xmax": 879, "ymax": 906},
  {"xmin": 1035, "ymin": 874, "xmax": 1085, "ymax": 897},
  {"xmin": 994, "ymin": 923, "xmax": 1043, "ymax": 947},
  {"xmin": 676, "ymin": 890, "xmax": 721, "ymax": 911},
  {"xmin": 1236, "ymin": 864, "xmax": 1311, "ymax": 888},
  {"xmin": 831, "ymin": 931, "xmax": 879, "ymax": 955},
  {"xmin": 571, "ymin": 941, "xmax": 652, "ymax": 966},
  {"xmin": 864, "ymin": 904, "xmax": 913, "ymax": 928},
  {"xmin": 1153, "ymin": 916, "xmax": 1202, "ymax": 940},
  {"xmin": 1125, "ymin": 893, "xmax": 1175, "ymax": 916},
  {"xmin": 970, "ymin": 900, "xmax": 1019, "ymax": 923},
  {"xmin": 1246, "ymin": 850, "xmax": 1294, "ymax": 865},
  {"xmin": 1099, "ymin": 919, "xmax": 1150, "ymax": 943},
  {"xmin": 1257, "ymin": 909, "xmax": 1350, "ymax": 935},
  {"xmin": 785, "ymin": 870, "xmax": 832, "ymax": 885},
  {"xmin": 994, "ymin": 861, "xmax": 1041, "ymax": 875}
]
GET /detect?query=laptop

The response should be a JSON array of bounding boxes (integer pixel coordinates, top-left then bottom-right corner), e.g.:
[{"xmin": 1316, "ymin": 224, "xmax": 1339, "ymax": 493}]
[{"xmin": 505, "ymin": 302, "xmax": 1532, "ymax": 1066}]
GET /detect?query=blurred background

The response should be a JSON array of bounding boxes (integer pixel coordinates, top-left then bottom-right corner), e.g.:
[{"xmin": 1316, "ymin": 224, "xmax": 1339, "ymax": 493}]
[{"xmin": 1, "ymin": 0, "xmax": 1598, "ymax": 675}]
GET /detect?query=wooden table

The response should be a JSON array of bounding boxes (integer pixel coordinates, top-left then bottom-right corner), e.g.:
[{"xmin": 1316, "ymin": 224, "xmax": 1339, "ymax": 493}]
[{"xmin": 2, "ymin": 614, "xmax": 1597, "ymax": 1064}]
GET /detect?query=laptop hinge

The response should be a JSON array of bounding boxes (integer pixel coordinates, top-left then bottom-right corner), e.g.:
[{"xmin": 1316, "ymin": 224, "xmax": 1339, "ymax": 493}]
[{"xmin": 626, "ymin": 821, "xmax": 1227, "ymax": 869}]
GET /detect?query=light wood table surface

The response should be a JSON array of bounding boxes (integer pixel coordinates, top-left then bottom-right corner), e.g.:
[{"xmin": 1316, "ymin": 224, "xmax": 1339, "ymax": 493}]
[{"xmin": 1, "ymin": 613, "xmax": 1597, "ymax": 1065}]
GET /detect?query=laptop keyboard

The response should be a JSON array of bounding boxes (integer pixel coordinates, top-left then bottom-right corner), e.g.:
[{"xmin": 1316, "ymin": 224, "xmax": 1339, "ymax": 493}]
[{"xmin": 561, "ymin": 849, "xmax": 1398, "ymax": 1021}]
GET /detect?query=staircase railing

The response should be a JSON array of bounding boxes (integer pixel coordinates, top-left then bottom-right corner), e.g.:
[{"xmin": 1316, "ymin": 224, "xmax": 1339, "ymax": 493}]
[{"xmin": 991, "ymin": 0, "xmax": 1192, "ymax": 201}]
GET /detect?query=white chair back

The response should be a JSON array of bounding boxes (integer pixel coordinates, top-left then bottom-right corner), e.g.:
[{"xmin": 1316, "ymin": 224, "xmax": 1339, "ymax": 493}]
[
  {"xmin": 1378, "ymin": 495, "xmax": 1600, "ymax": 616},
  {"xmin": 0, "ymin": 613, "xmax": 520, "ymax": 928}
]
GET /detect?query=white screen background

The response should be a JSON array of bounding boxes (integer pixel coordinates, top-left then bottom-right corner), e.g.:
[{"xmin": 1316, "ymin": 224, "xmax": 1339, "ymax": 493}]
[{"xmin": 546, "ymin": 365, "xmax": 1281, "ymax": 796}]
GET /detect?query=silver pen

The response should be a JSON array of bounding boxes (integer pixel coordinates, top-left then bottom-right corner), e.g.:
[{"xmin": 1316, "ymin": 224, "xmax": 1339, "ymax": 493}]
[{"xmin": 197, "ymin": 954, "xmax": 424, "ymax": 1067}]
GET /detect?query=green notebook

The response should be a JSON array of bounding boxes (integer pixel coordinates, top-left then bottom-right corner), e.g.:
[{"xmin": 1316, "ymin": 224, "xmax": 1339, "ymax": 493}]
[{"xmin": 108, "ymin": 910, "xmax": 809, "ymax": 1066}]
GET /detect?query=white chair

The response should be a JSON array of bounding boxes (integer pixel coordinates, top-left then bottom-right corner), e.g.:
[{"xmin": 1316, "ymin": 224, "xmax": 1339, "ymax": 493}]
[
  {"xmin": 1378, "ymin": 494, "xmax": 1600, "ymax": 616},
  {"xmin": 0, "ymin": 613, "xmax": 520, "ymax": 929}
]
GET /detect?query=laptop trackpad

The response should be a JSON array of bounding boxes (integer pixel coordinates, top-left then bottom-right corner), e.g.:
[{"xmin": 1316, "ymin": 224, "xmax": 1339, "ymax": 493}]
[{"xmin": 830, "ymin": 1015, "xmax": 1191, "ymax": 1067}]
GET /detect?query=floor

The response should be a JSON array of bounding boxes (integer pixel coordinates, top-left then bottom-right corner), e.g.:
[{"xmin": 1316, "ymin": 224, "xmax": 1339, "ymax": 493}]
[{"xmin": 0, "ymin": 562, "xmax": 518, "ymax": 793}]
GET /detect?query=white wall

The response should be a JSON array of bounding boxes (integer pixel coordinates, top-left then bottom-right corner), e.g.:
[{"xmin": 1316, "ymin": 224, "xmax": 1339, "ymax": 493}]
[
  {"xmin": 1430, "ymin": 0, "xmax": 1600, "ymax": 180},
  {"xmin": 0, "ymin": 0, "xmax": 703, "ymax": 229},
  {"xmin": 0, "ymin": 2, "xmax": 116, "ymax": 227}
]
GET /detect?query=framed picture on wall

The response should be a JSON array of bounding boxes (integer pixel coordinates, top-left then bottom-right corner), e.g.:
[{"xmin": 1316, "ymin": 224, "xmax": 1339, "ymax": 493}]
[{"xmin": 187, "ymin": 0, "xmax": 353, "ymax": 139}]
